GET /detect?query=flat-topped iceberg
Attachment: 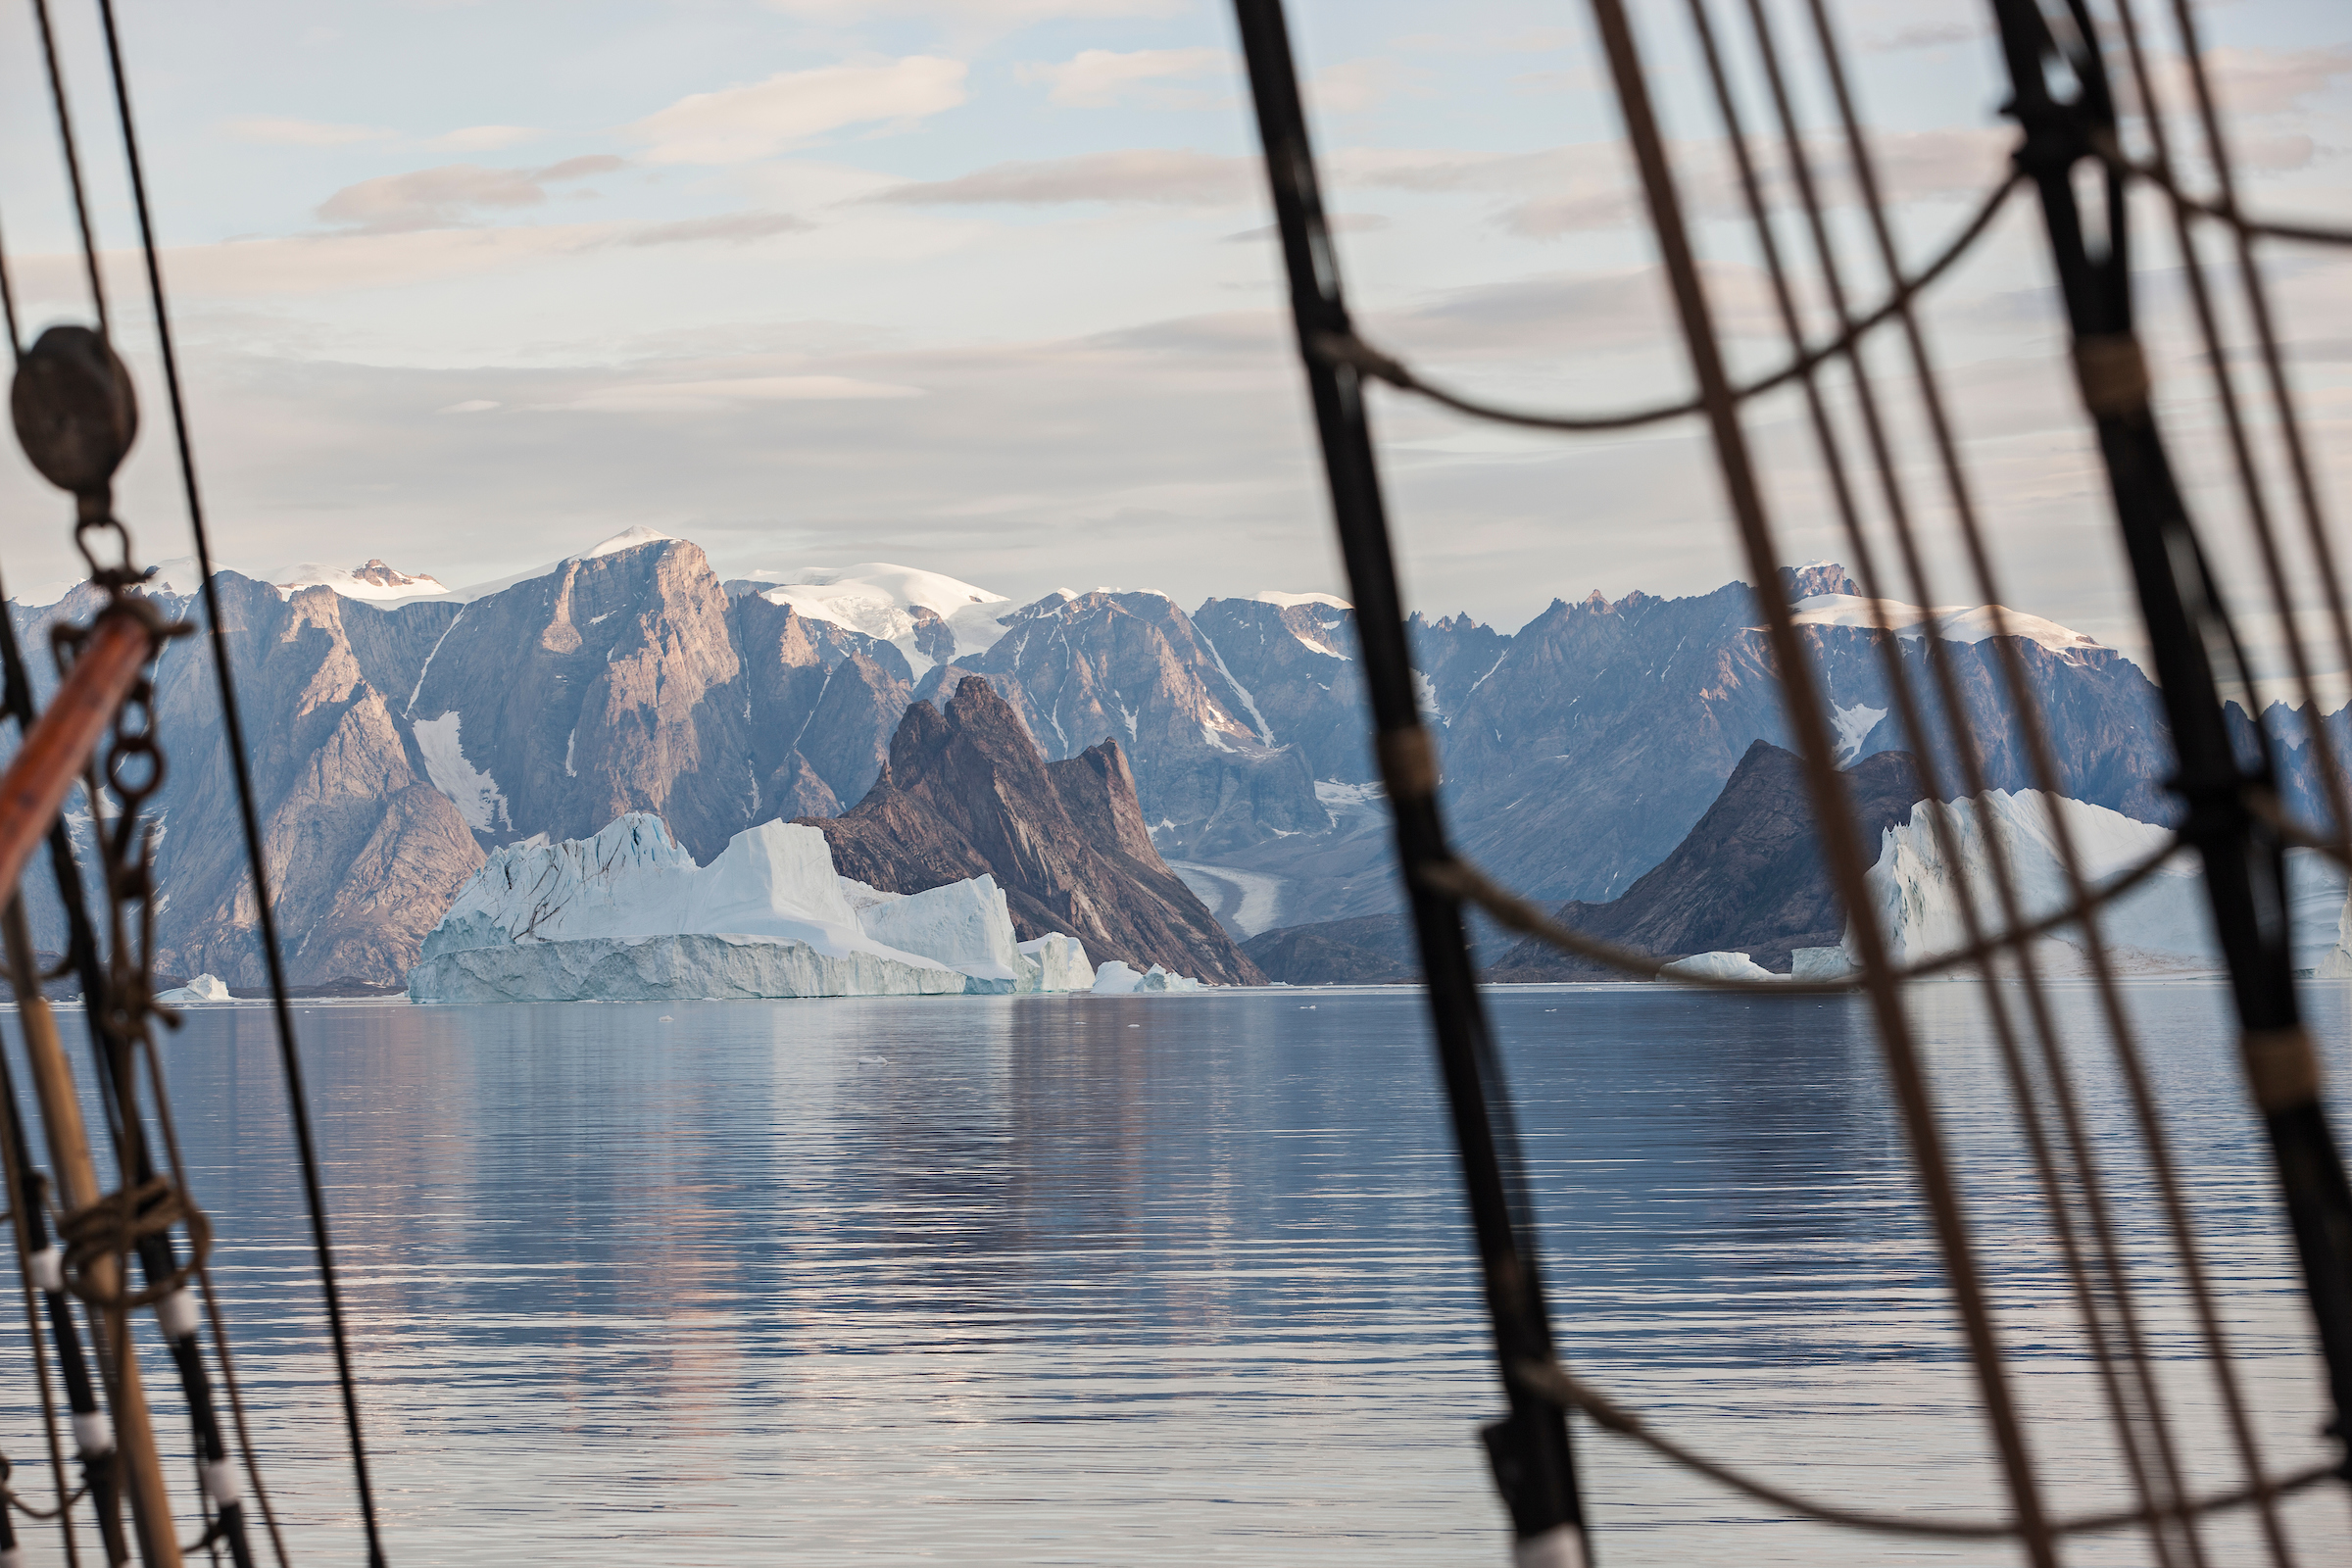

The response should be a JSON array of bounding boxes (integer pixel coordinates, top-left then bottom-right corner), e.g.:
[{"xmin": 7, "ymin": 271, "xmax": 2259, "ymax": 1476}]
[
  {"xmin": 1658, "ymin": 951, "xmax": 1778, "ymax": 983},
  {"xmin": 409, "ymin": 814, "xmax": 1100, "ymax": 1002}
]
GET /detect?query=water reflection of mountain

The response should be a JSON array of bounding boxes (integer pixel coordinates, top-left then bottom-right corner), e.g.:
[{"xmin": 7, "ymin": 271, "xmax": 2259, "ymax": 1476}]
[{"xmin": 127, "ymin": 989, "xmax": 2337, "ymax": 1564}]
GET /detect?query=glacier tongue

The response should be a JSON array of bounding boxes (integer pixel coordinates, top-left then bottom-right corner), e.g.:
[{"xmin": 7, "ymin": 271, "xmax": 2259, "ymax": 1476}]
[{"xmin": 410, "ymin": 812, "xmax": 1100, "ymax": 1002}]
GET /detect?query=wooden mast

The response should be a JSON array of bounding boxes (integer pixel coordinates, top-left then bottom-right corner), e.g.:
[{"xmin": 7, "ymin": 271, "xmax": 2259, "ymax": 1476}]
[
  {"xmin": 2, "ymin": 904, "xmax": 180, "ymax": 1568},
  {"xmin": 0, "ymin": 612, "xmax": 183, "ymax": 1565}
]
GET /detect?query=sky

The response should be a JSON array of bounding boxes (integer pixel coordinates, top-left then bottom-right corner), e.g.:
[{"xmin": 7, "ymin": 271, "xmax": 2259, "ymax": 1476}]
[{"xmin": 2, "ymin": 0, "xmax": 2349, "ymax": 674}]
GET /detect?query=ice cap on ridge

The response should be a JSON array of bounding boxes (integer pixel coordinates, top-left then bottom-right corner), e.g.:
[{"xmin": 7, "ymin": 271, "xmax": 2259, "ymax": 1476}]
[
  {"xmin": 746, "ymin": 562, "xmax": 1015, "ymax": 672},
  {"xmin": 1789, "ymin": 594, "xmax": 2105, "ymax": 660}
]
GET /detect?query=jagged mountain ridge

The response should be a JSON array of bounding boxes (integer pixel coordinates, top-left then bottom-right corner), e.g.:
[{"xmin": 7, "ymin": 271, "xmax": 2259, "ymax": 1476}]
[
  {"xmin": 807, "ymin": 677, "xmax": 1258, "ymax": 985},
  {"xmin": 5, "ymin": 536, "xmax": 2209, "ymax": 990},
  {"xmin": 1485, "ymin": 740, "xmax": 1931, "ymax": 979}
]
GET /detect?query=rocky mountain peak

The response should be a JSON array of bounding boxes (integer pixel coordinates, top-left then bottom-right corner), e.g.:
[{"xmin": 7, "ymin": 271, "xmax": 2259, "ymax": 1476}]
[
  {"xmin": 1781, "ymin": 562, "xmax": 1862, "ymax": 600},
  {"xmin": 807, "ymin": 676, "xmax": 1260, "ymax": 984},
  {"xmin": 352, "ymin": 560, "xmax": 428, "ymax": 589},
  {"xmin": 917, "ymin": 589, "xmax": 1326, "ymax": 858}
]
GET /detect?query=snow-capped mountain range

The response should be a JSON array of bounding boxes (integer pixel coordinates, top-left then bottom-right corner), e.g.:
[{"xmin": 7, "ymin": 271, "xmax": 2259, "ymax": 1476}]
[{"xmin": 5, "ymin": 528, "xmax": 2244, "ymax": 991}]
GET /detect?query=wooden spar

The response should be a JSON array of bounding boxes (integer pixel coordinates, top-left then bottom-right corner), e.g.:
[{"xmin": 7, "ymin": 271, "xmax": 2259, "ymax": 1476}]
[
  {"xmin": 0, "ymin": 611, "xmax": 149, "ymax": 909},
  {"xmin": 0, "ymin": 606, "xmax": 180, "ymax": 1567},
  {"xmin": 2, "ymin": 906, "xmax": 176, "ymax": 1568},
  {"xmin": 1, "ymin": 904, "xmax": 179, "ymax": 1568}
]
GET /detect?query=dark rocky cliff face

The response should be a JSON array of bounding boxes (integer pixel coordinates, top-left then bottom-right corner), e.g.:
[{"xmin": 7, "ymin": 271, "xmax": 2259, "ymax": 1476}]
[
  {"xmin": 11, "ymin": 574, "xmax": 483, "ymax": 989},
  {"xmin": 1486, "ymin": 741, "xmax": 1929, "ymax": 978},
  {"xmin": 3, "ymin": 546, "xmax": 2191, "ymax": 993},
  {"xmin": 913, "ymin": 589, "xmax": 1328, "ymax": 858},
  {"xmin": 1190, "ymin": 596, "xmax": 1372, "ymax": 785},
  {"xmin": 1248, "ymin": 741, "xmax": 1926, "ymax": 984},
  {"xmin": 731, "ymin": 591, "xmax": 912, "ymax": 817},
  {"xmin": 808, "ymin": 677, "xmax": 1261, "ymax": 985},
  {"xmin": 411, "ymin": 538, "xmax": 755, "ymax": 859},
  {"xmin": 1432, "ymin": 569, "xmax": 2172, "ymax": 905}
]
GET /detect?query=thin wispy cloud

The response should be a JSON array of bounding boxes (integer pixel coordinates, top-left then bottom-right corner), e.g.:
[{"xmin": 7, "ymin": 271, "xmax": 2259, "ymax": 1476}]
[
  {"xmin": 317, "ymin": 156, "xmax": 625, "ymax": 233},
  {"xmin": 1020, "ymin": 47, "xmax": 1232, "ymax": 108},
  {"xmin": 874, "ymin": 149, "xmax": 1253, "ymax": 206},
  {"xmin": 630, "ymin": 58, "xmax": 969, "ymax": 165},
  {"xmin": 559, "ymin": 375, "xmax": 927, "ymax": 413},
  {"xmin": 434, "ymin": 125, "xmax": 545, "ymax": 152},
  {"xmin": 1309, "ymin": 59, "xmax": 1428, "ymax": 115},
  {"xmin": 225, "ymin": 116, "xmax": 392, "ymax": 147},
  {"xmin": 619, "ymin": 212, "xmax": 813, "ymax": 248}
]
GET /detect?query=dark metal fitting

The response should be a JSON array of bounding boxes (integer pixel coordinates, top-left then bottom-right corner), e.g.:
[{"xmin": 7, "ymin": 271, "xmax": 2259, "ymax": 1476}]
[{"xmin": 9, "ymin": 325, "xmax": 139, "ymax": 496}]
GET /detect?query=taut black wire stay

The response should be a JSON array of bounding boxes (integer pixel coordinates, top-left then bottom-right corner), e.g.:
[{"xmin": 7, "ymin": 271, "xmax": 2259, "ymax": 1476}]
[
  {"xmin": 1234, "ymin": 0, "xmax": 2352, "ymax": 1560},
  {"xmin": 88, "ymin": 0, "xmax": 391, "ymax": 1560}
]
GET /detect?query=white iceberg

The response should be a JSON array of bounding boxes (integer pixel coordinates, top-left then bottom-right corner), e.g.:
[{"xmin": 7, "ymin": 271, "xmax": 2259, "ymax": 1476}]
[
  {"xmin": 1790, "ymin": 947, "xmax": 1858, "ymax": 981},
  {"xmin": 1851, "ymin": 791, "xmax": 2211, "ymax": 976},
  {"xmin": 1018, "ymin": 932, "xmax": 1096, "ymax": 993},
  {"xmin": 1658, "ymin": 951, "xmax": 1781, "ymax": 983},
  {"xmin": 856, "ymin": 877, "xmax": 1030, "ymax": 994},
  {"xmin": 156, "ymin": 974, "xmax": 231, "ymax": 1004},
  {"xmin": 408, "ymin": 813, "xmax": 1099, "ymax": 1003},
  {"xmin": 1092, "ymin": 960, "xmax": 1203, "ymax": 994}
]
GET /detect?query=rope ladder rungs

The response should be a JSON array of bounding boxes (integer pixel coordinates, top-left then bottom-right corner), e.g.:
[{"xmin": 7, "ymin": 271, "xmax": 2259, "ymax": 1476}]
[
  {"xmin": 1314, "ymin": 168, "xmax": 2025, "ymax": 433},
  {"xmin": 1314, "ymin": 144, "xmax": 2352, "ymax": 443},
  {"xmin": 1422, "ymin": 831, "xmax": 2186, "ymax": 993},
  {"xmin": 1514, "ymin": 1357, "xmax": 2340, "ymax": 1540},
  {"xmin": 2097, "ymin": 136, "xmax": 2352, "ymax": 249}
]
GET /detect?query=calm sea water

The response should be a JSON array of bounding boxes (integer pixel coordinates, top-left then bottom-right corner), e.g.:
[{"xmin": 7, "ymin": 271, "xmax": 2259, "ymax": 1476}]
[{"xmin": 4, "ymin": 982, "xmax": 2348, "ymax": 1565}]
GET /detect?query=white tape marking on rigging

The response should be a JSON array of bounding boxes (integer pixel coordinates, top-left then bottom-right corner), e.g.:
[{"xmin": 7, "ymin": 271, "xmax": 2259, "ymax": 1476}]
[
  {"xmin": 27, "ymin": 1247, "xmax": 62, "ymax": 1294},
  {"xmin": 156, "ymin": 1288, "xmax": 200, "ymax": 1340},
  {"xmin": 201, "ymin": 1458, "xmax": 242, "ymax": 1507},
  {"xmin": 72, "ymin": 1410, "xmax": 113, "ymax": 1456},
  {"xmin": 1513, "ymin": 1526, "xmax": 1589, "ymax": 1568}
]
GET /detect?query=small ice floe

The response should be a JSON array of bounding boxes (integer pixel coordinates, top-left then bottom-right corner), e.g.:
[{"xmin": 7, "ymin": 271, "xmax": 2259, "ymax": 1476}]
[
  {"xmin": 155, "ymin": 974, "xmax": 231, "ymax": 1004},
  {"xmin": 858, "ymin": 1054, "xmax": 887, "ymax": 1064},
  {"xmin": 1656, "ymin": 951, "xmax": 1781, "ymax": 983},
  {"xmin": 658, "ymin": 1015, "xmax": 674, "ymax": 1022},
  {"xmin": 1092, "ymin": 960, "xmax": 1203, "ymax": 994}
]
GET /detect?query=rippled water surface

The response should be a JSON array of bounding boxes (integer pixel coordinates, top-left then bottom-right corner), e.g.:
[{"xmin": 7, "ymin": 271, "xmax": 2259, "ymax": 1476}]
[{"xmin": 6, "ymin": 982, "xmax": 2350, "ymax": 1564}]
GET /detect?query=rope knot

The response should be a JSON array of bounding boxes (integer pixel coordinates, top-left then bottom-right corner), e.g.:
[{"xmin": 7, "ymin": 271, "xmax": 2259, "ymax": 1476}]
[{"xmin": 58, "ymin": 1174, "xmax": 209, "ymax": 1310}]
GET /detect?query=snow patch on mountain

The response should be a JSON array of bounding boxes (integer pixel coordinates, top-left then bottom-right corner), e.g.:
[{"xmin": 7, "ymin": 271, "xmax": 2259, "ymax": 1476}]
[
  {"xmin": 413, "ymin": 711, "xmax": 512, "ymax": 833},
  {"xmin": 1792, "ymin": 595, "xmax": 2105, "ymax": 661},
  {"xmin": 744, "ymin": 562, "xmax": 1013, "ymax": 673},
  {"xmin": 408, "ymin": 813, "xmax": 1099, "ymax": 1001},
  {"xmin": 424, "ymin": 526, "xmax": 683, "ymax": 607},
  {"xmin": 278, "ymin": 559, "xmax": 452, "ymax": 604},
  {"xmin": 1832, "ymin": 701, "xmax": 1886, "ymax": 763},
  {"xmin": 1253, "ymin": 591, "xmax": 1352, "ymax": 610},
  {"xmin": 582, "ymin": 524, "xmax": 675, "ymax": 560}
]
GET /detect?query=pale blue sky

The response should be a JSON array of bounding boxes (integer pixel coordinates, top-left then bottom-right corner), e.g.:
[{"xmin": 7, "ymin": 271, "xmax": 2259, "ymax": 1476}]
[{"xmin": 2, "ymin": 0, "xmax": 2348, "ymax": 670}]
